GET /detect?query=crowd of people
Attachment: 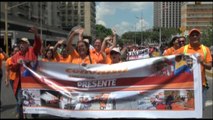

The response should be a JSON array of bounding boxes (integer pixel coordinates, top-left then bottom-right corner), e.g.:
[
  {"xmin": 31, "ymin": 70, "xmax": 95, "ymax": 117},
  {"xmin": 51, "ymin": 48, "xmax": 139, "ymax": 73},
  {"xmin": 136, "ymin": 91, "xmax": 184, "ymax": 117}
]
[{"xmin": 0, "ymin": 25, "xmax": 212, "ymax": 118}]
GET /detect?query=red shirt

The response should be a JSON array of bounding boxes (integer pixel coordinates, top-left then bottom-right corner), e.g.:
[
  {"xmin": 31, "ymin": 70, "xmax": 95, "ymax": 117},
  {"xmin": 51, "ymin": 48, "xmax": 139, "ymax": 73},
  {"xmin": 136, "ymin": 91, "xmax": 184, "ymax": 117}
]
[{"xmin": 10, "ymin": 35, "xmax": 41, "ymax": 95}]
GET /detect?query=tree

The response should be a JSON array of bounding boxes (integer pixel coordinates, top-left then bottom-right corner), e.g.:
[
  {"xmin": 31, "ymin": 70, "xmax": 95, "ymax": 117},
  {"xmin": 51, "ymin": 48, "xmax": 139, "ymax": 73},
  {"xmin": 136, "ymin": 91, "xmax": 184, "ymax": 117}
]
[
  {"xmin": 95, "ymin": 24, "xmax": 112, "ymax": 40},
  {"xmin": 201, "ymin": 25, "xmax": 213, "ymax": 47}
]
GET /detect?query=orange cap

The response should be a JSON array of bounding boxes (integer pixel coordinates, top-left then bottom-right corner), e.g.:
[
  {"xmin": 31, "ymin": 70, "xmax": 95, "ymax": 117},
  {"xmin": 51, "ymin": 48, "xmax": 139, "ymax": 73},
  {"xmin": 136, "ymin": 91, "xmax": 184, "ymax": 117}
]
[{"xmin": 188, "ymin": 28, "xmax": 201, "ymax": 36}]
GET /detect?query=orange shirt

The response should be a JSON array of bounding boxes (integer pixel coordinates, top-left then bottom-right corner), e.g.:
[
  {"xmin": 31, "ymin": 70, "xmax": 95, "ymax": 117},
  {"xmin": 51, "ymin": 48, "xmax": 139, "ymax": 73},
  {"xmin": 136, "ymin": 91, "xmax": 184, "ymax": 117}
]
[
  {"xmin": 105, "ymin": 48, "xmax": 112, "ymax": 64},
  {"xmin": 6, "ymin": 57, "xmax": 16, "ymax": 80},
  {"xmin": 90, "ymin": 49, "xmax": 105, "ymax": 64},
  {"xmin": 174, "ymin": 44, "xmax": 212, "ymax": 86},
  {"xmin": 163, "ymin": 47, "xmax": 175, "ymax": 56},
  {"xmin": 72, "ymin": 55, "xmax": 96, "ymax": 64},
  {"xmin": 41, "ymin": 58, "xmax": 57, "ymax": 62},
  {"xmin": 171, "ymin": 103, "xmax": 185, "ymax": 110},
  {"xmin": 0, "ymin": 53, "xmax": 6, "ymax": 69},
  {"xmin": 71, "ymin": 49, "xmax": 96, "ymax": 64},
  {"xmin": 55, "ymin": 52, "xmax": 73, "ymax": 63},
  {"xmin": 186, "ymin": 98, "xmax": 194, "ymax": 109}
]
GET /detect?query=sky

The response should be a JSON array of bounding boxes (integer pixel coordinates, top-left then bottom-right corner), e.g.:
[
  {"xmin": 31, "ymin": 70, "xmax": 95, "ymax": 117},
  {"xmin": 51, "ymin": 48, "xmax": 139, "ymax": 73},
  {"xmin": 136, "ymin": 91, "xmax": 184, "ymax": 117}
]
[{"xmin": 96, "ymin": 2, "xmax": 153, "ymax": 36}]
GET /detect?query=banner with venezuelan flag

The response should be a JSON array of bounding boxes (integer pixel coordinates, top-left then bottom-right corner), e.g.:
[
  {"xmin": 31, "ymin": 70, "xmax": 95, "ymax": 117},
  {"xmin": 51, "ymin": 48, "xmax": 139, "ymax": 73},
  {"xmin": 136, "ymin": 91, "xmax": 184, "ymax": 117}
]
[{"xmin": 21, "ymin": 54, "xmax": 203, "ymax": 118}]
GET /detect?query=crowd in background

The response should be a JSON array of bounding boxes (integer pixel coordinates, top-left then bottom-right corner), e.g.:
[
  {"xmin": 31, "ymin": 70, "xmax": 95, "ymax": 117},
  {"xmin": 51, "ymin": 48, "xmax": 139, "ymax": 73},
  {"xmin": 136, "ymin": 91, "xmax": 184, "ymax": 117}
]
[{"xmin": 0, "ymin": 25, "xmax": 212, "ymax": 118}]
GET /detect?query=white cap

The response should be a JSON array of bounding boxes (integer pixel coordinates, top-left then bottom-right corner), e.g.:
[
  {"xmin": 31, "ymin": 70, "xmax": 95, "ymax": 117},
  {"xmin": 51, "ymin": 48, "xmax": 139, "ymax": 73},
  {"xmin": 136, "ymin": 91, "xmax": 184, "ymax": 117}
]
[
  {"xmin": 83, "ymin": 39, "xmax": 89, "ymax": 44},
  {"xmin": 110, "ymin": 47, "xmax": 121, "ymax": 54},
  {"xmin": 20, "ymin": 37, "xmax": 30, "ymax": 44}
]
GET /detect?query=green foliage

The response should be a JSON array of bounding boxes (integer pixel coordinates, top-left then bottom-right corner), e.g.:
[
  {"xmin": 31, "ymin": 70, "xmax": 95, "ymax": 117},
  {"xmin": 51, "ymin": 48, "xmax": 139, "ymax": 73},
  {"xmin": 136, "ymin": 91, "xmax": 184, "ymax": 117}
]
[
  {"xmin": 95, "ymin": 24, "xmax": 112, "ymax": 40},
  {"xmin": 200, "ymin": 26, "xmax": 213, "ymax": 47},
  {"xmin": 121, "ymin": 27, "xmax": 180, "ymax": 45}
]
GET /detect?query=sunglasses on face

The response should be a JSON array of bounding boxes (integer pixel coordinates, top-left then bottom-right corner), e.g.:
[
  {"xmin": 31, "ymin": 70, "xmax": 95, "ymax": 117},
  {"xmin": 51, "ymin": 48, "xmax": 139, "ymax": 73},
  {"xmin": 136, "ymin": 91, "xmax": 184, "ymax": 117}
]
[{"xmin": 179, "ymin": 40, "xmax": 185, "ymax": 43}]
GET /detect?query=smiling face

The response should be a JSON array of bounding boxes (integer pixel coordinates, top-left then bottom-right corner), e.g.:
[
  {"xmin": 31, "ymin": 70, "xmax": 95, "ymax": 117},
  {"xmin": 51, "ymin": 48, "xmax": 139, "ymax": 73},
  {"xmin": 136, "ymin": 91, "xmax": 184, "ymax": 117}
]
[
  {"xmin": 94, "ymin": 39, "xmax": 102, "ymax": 52},
  {"xmin": 189, "ymin": 31, "xmax": 201, "ymax": 45},
  {"xmin": 77, "ymin": 41, "xmax": 89, "ymax": 57},
  {"xmin": 178, "ymin": 37, "xmax": 186, "ymax": 47}
]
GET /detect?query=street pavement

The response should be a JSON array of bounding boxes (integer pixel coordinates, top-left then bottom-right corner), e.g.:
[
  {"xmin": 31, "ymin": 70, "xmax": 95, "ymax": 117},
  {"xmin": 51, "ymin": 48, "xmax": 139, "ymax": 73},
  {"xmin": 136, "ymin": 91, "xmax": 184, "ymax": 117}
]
[{"xmin": 1, "ymin": 62, "xmax": 213, "ymax": 119}]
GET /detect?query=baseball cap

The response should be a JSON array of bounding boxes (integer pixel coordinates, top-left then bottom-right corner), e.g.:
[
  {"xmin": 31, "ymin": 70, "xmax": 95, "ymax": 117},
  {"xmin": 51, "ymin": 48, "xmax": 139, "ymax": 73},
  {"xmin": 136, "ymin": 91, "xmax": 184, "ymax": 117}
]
[
  {"xmin": 188, "ymin": 28, "xmax": 201, "ymax": 36},
  {"xmin": 83, "ymin": 39, "xmax": 89, "ymax": 44},
  {"xmin": 110, "ymin": 47, "xmax": 121, "ymax": 55},
  {"xmin": 20, "ymin": 37, "xmax": 30, "ymax": 44}
]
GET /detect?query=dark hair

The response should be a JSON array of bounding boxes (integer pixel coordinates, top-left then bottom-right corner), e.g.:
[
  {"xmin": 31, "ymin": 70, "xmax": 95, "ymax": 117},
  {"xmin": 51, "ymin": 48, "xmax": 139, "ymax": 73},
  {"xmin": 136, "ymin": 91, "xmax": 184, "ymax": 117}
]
[
  {"xmin": 169, "ymin": 36, "xmax": 179, "ymax": 47},
  {"xmin": 45, "ymin": 48, "xmax": 55, "ymax": 60},
  {"xmin": 76, "ymin": 41, "xmax": 92, "ymax": 64},
  {"xmin": 179, "ymin": 36, "xmax": 186, "ymax": 40},
  {"xmin": 76, "ymin": 41, "xmax": 90, "ymax": 55},
  {"xmin": 94, "ymin": 38, "xmax": 102, "ymax": 44}
]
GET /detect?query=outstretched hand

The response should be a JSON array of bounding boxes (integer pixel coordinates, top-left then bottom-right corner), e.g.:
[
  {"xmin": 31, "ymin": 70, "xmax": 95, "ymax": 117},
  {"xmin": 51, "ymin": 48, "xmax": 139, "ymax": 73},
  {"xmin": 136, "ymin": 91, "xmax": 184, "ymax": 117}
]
[
  {"xmin": 111, "ymin": 28, "xmax": 116, "ymax": 35},
  {"xmin": 57, "ymin": 39, "xmax": 65, "ymax": 45},
  {"xmin": 29, "ymin": 26, "xmax": 38, "ymax": 35}
]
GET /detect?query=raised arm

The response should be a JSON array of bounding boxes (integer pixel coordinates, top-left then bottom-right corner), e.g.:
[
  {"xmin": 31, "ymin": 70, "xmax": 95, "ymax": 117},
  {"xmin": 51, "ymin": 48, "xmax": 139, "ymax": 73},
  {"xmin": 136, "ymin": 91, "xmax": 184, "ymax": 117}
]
[
  {"xmin": 29, "ymin": 26, "xmax": 42, "ymax": 56},
  {"xmin": 109, "ymin": 28, "xmax": 117, "ymax": 50},
  {"xmin": 66, "ymin": 27, "xmax": 84, "ymax": 53},
  {"xmin": 78, "ymin": 28, "xmax": 84, "ymax": 42},
  {"xmin": 100, "ymin": 37, "xmax": 109, "ymax": 53}
]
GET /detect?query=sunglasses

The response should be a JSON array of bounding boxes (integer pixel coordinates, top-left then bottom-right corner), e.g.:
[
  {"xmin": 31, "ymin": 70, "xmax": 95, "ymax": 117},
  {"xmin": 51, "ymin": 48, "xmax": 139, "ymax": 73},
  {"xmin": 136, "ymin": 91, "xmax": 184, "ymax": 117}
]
[{"xmin": 179, "ymin": 40, "xmax": 185, "ymax": 43}]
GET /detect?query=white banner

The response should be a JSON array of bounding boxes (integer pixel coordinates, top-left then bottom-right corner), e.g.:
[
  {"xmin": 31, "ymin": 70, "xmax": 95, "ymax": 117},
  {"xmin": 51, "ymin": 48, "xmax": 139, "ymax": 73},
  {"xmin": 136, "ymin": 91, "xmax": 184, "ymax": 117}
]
[
  {"xmin": 21, "ymin": 54, "xmax": 203, "ymax": 118},
  {"xmin": 127, "ymin": 48, "xmax": 150, "ymax": 60}
]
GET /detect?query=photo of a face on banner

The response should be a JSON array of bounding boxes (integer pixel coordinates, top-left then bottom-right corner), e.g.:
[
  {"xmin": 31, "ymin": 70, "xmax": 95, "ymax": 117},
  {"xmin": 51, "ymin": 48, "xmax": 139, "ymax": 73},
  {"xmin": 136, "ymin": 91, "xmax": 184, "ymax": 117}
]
[
  {"xmin": 183, "ymin": 55, "xmax": 193, "ymax": 69},
  {"xmin": 151, "ymin": 58, "xmax": 173, "ymax": 76},
  {"xmin": 22, "ymin": 89, "xmax": 41, "ymax": 107}
]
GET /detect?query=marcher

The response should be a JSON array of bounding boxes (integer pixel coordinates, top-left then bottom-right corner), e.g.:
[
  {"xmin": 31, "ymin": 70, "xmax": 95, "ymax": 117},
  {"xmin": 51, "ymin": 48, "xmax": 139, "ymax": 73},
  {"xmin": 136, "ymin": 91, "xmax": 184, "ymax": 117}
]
[
  {"xmin": 178, "ymin": 36, "xmax": 186, "ymax": 47},
  {"xmin": 174, "ymin": 28, "xmax": 212, "ymax": 110},
  {"xmin": 5, "ymin": 45, "xmax": 20, "ymax": 89},
  {"xmin": 54, "ymin": 40, "xmax": 72, "ymax": 63},
  {"xmin": 41, "ymin": 47, "xmax": 57, "ymax": 62},
  {"xmin": 0, "ymin": 47, "xmax": 8, "ymax": 111},
  {"xmin": 67, "ymin": 27, "xmax": 96, "ymax": 65},
  {"xmin": 163, "ymin": 36, "xmax": 180, "ymax": 56},
  {"xmin": 100, "ymin": 29, "xmax": 117, "ymax": 64},
  {"xmin": 109, "ymin": 47, "xmax": 122, "ymax": 64},
  {"xmin": 10, "ymin": 26, "xmax": 42, "ymax": 118},
  {"xmin": 90, "ymin": 38, "xmax": 107, "ymax": 64}
]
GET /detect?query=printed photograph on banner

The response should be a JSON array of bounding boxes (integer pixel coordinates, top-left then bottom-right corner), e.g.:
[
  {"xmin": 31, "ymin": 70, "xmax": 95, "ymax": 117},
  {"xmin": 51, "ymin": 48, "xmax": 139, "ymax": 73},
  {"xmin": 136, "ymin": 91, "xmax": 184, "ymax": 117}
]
[
  {"xmin": 164, "ymin": 90, "xmax": 194, "ymax": 110},
  {"xmin": 63, "ymin": 92, "xmax": 113, "ymax": 110},
  {"xmin": 151, "ymin": 58, "xmax": 174, "ymax": 76},
  {"xmin": 174, "ymin": 55, "xmax": 193, "ymax": 76},
  {"xmin": 22, "ymin": 89, "xmax": 41, "ymax": 107},
  {"xmin": 136, "ymin": 90, "xmax": 165, "ymax": 110},
  {"xmin": 40, "ymin": 90, "xmax": 60, "ymax": 108}
]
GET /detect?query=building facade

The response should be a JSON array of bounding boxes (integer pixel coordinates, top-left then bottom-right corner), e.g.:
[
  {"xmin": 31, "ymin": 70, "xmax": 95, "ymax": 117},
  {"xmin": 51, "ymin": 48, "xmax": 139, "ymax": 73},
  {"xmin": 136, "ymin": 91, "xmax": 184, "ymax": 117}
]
[
  {"xmin": 154, "ymin": 2, "xmax": 182, "ymax": 28},
  {"xmin": 181, "ymin": 2, "xmax": 213, "ymax": 34},
  {"xmin": 58, "ymin": 2, "xmax": 96, "ymax": 39},
  {"xmin": 1, "ymin": 2, "xmax": 96, "ymax": 52}
]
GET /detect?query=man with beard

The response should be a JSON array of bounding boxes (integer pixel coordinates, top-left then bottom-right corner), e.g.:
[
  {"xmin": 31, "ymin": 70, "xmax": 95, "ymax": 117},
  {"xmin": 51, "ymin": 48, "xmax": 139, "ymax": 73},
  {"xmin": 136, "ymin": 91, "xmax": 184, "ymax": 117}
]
[{"xmin": 10, "ymin": 26, "xmax": 41, "ymax": 118}]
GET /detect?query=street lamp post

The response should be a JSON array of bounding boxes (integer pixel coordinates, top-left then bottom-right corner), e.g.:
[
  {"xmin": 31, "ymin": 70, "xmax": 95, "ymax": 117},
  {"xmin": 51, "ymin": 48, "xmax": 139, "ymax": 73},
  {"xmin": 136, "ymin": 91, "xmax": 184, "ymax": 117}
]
[
  {"xmin": 159, "ymin": 4, "xmax": 162, "ymax": 47},
  {"xmin": 159, "ymin": 3, "xmax": 170, "ymax": 47},
  {"xmin": 40, "ymin": 2, "xmax": 43, "ymax": 40},
  {"xmin": 4, "ymin": 2, "xmax": 8, "ymax": 55},
  {"xmin": 136, "ymin": 11, "xmax": 143, "ymax": 46},
  {"xmin": 135, "ymin": 23, "xmax": 137, "ymax": 44},
  {"xmin": 4, "ymin": 2, "xmax": 28, "ymax": 55}
]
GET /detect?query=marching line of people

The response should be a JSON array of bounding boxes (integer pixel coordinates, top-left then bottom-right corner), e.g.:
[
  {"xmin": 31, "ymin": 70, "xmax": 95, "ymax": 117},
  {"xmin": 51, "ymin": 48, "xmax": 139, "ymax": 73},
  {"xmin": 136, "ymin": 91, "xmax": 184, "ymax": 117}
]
[{"xmin": 0, "ymin": 25, "xmax": 212, "ymax": 118}]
